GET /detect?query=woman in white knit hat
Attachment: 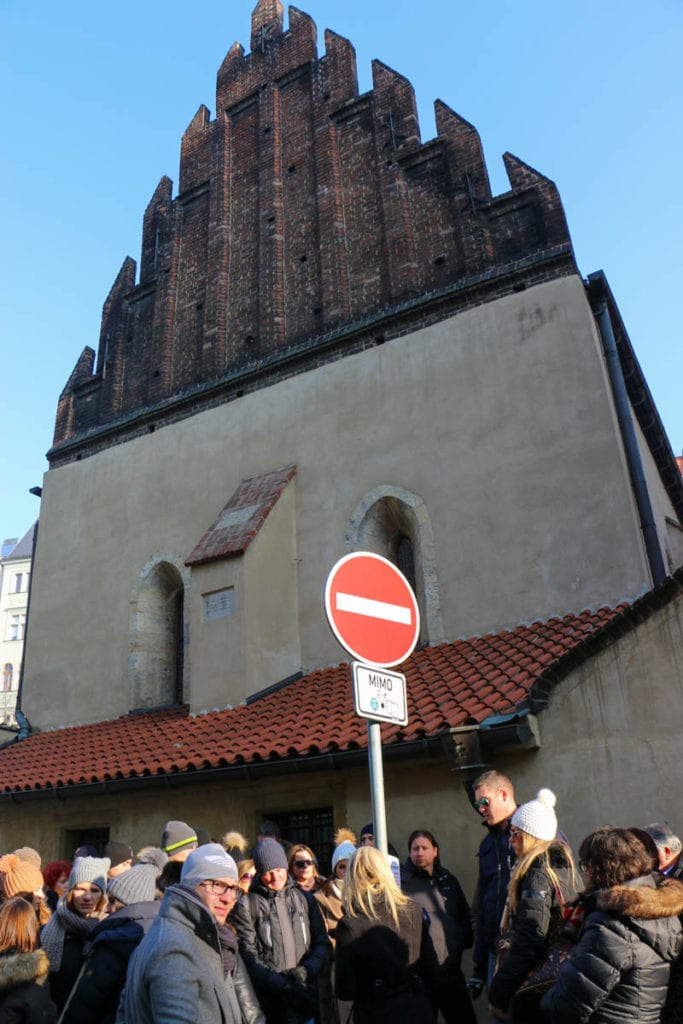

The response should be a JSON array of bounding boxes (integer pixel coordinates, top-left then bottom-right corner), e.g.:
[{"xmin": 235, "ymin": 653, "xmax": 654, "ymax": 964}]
[
  {"xmin": 488, "ymin": 788, "xmax": 578, "ymax": 1024},
  {"xmin": 40, "ymin": 855, "xmax": 110, "ymax": 1015}
]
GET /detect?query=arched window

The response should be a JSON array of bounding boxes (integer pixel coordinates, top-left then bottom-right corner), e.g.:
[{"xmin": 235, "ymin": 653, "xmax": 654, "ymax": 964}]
[
  {"xmin": 347, "ymin": 486, "xmax": 443, "ymax": 644},
  {"xmin": 2, "ymin": 664, "xmax": 12, "ymax": 692},
  {"xmin": 129, "ymin": 560, "xmax": 185, "ymax": 710}
]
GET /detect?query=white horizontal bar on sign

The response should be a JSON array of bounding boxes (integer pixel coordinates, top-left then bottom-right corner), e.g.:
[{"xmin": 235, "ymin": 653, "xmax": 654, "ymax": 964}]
[{"xmin": 336, "ymin": 592, "xmax": 412, "ymax": 625}]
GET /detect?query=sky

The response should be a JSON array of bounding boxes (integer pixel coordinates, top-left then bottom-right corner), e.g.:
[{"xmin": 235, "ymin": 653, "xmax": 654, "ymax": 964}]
[{"xmin": 1, "ymin": 0, "xmax": 681, "ymax": 545}]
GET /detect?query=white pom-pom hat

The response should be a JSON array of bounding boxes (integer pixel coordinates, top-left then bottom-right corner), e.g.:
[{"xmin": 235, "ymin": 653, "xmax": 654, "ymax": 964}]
[{"xmin": 511, "ymin": 788, "xmax": 558, "ymax": 841}]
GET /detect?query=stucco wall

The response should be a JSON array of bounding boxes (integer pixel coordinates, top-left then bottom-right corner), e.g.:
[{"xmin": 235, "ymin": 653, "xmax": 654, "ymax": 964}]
[{"xmin": 24, "ymin": 275, "xmax": 664, "ymax": 727}]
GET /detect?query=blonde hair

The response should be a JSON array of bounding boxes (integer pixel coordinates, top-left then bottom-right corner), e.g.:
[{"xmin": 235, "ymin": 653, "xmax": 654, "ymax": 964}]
[
  {"xmin": 0, "ymin": 896, "xmax": 39, "ymax": 953},
  {"xmin": 507, "ymin": 833, "xmax": 577, "ymax": 913},
  {"xmin": 342, "ymin": 846, "xmax": 409, "ymax": 928}
]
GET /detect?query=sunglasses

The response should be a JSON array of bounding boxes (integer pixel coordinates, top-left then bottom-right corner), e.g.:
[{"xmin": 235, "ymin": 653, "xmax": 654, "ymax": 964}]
[
  {"xmin": 509, "ymin": 828, "xmax": 522, "ymax": 838},
  {"xmin": 201, "ymin": 880, "xmax": 240, "ymax": 898},
  {"xmin": 293, "ymin": 859, "xmax": 314, "ymax": 869},
  {"xmin": 472, "ymin": 796, "xmax": 492, "ymax": 810},
  {"xmin": 240, "ymin": 872, "xmax": 255, "ymax": 881}
]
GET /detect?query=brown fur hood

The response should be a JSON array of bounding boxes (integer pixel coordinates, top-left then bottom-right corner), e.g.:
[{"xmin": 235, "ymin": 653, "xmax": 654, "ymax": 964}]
[
  {"xmin": 596, "ymin": 874, "xmax": 683, "ymax": 920},
  {"xmin": 0, "ymin": 948, "xmax": 50, "ymax": 991}
]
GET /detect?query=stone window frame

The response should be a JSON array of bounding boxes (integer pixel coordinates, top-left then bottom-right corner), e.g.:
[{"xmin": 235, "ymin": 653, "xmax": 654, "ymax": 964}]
[
  {"xmin": 345, "ymin": 485, "xmax": 444, "ymax": 644},
  {"xmin": 128, "ymin": 556, "xmax": 189, "ymax": 711}
]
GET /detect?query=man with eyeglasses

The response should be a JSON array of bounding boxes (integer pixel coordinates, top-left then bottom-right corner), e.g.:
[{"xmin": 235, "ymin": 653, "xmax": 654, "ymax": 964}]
[
  {"xmin": 466, "ymin": 770, "xmax": 517, "ymax": 1009},
  {"xmin": 117, "ymin": 843, "xmax": 264, "ymax": 1024},
  {"xmin": 231, "ymin": 837, "xmax": 330, "ymax": 1024}
]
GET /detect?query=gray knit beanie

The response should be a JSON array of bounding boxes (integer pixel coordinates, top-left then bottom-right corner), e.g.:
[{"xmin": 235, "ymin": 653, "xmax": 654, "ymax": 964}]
[
  {"xmin": 161, "ymin": 820, "xmax": 198, "ymax": 855},
  {"xmin": 67, "ymin": 856, "xmax": 110, "ymax": 894},
  {"xmin": 181, "ymin": 844, "xmax": 238, "ymax": 889},
  {"xmin": 511, "ymin": 788, "xmax": 558, "ymax": 842},
  {"xmin": 107, "ymin": 862, "xmax": 158, "ymax": 906},
  {"xmin": 254, "ymin": 838, "xmax": 288, "ymax": 877}
]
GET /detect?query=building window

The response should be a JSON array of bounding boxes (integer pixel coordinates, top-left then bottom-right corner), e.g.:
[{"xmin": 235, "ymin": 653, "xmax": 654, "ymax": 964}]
[
  {"xmin": 129, "ymin": 560, "xmax": 185, "ymax": 710},
  {"xmin": 8, "ymin": 614, "xmax": 26, "ymax": 642},
  {"xmin": 12, "ymin": 572, "xmax": 29, "ymax": 594},
  {"xmin": 346, "ymin": 485, "xmax": 444, "ymax": 644},
  {"xmin": 263, "ymin": 806, "xmax": 334, "ymax": 875},
  {"xmin": 63, "ymin": 827, "xmax": 110, "ymax": 860},
  {"xmin": 2, "ymin": 665, "xmax": 12, "ymax": 691}
]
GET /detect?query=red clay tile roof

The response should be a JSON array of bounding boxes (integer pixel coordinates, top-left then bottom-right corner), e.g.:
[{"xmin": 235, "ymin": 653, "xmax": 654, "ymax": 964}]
[
  {"xmin": 185, "ymin": 464, "xmax": 296, "ymax": 566},
  {"xmin": 0, "ymin": 605, "xmax": 625, "ymax": 795}
]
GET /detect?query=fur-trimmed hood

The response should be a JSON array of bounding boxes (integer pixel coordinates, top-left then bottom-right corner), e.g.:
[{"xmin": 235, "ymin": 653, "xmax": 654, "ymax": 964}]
[
  {"xmin": 0, "ymin": 947, "xmax": 50, "ymax": 991},
  {"xmin": 596, "ymin": 874, "xmax": 683, "ymax": 920},
  {"xmin": 594, "ymin": 874, "xmax": 683, "ymax": 963}
]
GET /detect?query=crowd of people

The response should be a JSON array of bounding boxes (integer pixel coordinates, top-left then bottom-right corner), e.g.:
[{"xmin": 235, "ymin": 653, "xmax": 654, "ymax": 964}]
[{"xmin": 0, "ymin": 770, "xmax": 681, "ymax": 1023}]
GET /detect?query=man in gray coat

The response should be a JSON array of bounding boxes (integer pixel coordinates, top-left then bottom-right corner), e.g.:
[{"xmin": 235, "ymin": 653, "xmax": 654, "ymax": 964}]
[{"xmin": 116, "ymin": 843, "xmax": 264, "ymax": 1024}]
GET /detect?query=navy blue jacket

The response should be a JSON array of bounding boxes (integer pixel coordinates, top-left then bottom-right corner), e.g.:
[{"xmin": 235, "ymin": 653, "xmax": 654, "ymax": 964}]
[
  {"xmin": 472, "ymin": 820, "xmax": 512, "ymax": 976},
  {"xmin": 60, "ymin": 900, "xmax": 160, "ymax": 1024}
]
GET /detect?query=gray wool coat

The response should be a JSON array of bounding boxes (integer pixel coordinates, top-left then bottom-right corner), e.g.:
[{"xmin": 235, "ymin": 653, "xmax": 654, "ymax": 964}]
[{"xmin": 116, "ymin": 884, "xmax": 264, "ymax": 1024}]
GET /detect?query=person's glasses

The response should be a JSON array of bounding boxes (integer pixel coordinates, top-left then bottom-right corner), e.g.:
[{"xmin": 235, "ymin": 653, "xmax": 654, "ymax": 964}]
[
  {"xmin": 509, "ymin": 828, "xmax": 522, "ymax": 838},
  {"xmin": 201, "ymin": 881, "xmax": 240, "ymax": 898},
  {"xmin": 240, "ymin": 872, "xmax": 255, "ymax": 881},
  {"xmin": 472, "ymin": 796, "xmax": 491, "ymax": 809},
  {"xmin": 293, "ymin": 859, "xmax": 313, "ymax": 869},
  {"xmin": 336, "ymin": 862, "xmax": 348, "ymax": 872}
]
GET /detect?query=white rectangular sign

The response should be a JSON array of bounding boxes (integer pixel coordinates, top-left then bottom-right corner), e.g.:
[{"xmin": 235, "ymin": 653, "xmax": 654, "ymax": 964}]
[{"xmin": 352, "ymin": 662, "xmax": 408, "ymax": 726}]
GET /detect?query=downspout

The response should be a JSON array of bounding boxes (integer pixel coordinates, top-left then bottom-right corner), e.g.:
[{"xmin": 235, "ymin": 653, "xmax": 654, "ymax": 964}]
[{"xmin": 588, "ymin": 272, "xmax": 666, "ymax": 586}]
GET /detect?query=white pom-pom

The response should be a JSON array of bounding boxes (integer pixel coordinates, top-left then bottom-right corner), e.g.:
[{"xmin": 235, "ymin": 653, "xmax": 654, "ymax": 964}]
[{"xmin": 536, "ymin": 788, "xmax": 556, "ymax": 808}]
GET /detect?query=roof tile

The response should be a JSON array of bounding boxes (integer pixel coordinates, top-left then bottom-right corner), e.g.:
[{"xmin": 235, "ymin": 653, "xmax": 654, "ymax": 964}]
[{"xmin": 0, "ymin": 605, "xmax": 626, "ymax": 795}]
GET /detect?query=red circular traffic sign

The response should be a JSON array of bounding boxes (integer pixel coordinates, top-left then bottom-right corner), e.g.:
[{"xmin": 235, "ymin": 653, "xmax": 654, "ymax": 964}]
[{"xmin": 324, "ymin": 552, "xmax": 420, "ymax": 668}]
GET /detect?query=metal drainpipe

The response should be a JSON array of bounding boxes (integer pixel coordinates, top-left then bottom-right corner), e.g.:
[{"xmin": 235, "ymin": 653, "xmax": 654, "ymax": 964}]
[{"xmin": 590, "ymin": 274, "xmax": 667, "ymax": 587}]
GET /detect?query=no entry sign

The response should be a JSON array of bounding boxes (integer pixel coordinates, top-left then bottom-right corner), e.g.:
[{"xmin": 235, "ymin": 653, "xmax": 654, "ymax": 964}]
[{"xmin": 324, "ymin": 552, "xmax": 420, "ymax": 667}]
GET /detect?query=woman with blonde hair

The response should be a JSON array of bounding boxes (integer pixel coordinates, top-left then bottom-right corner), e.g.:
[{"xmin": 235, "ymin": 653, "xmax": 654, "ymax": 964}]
[
  {"xmin": 488, "ymin": 788, "xmax": 578, "ymax": 1023},
  {"xmin": 0, "ymin": 895, "xmax": 57, "ymax": 1021},
  {"xmin": 334, "ymin": 846, "xmax": 435, "ymax": 1023},
  {"xmin": 287, "ymin": 844, "xmax": 324, "ymax": 894}
]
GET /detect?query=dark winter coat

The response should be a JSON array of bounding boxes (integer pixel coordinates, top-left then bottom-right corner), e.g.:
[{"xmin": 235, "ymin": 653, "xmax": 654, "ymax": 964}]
[
  {"xmin": 472, "ymin": 818, "xmax": 513, "ymax": 976},
  {"xmin": 334, "ymin": 897, "xmax": 436, "ymax": 1024},
  {"xmin": 59, "ymin": 900, "xmax": 159, "ymax": 1024},
  {"xmin": 231, "ymin": 879, "xmax": 329, "ymax": 1023},
  {"xmin": 0, "ymin": 948, "xmax": 57, "ymax": 1024},
  {"xmin": 401, "ymin": 860, "xmax": 473, "ymax": 970},
  {"xmin": 540, "ymin": 874, "xmax": 683, "ymax": 1024},
  {"xmin": 488, "ymin": 843, "xmax": 577, "ymax": 1014},
  {"xmin": 116, "ymin": 885, "xmax": 264, "ymax": 1024}
]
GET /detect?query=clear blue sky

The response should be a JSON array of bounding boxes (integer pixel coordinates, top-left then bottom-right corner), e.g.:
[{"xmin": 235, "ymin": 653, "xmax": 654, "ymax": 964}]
[{"xmin": 1, "ymin": 0, "xmax": 681, "ymax": 545}]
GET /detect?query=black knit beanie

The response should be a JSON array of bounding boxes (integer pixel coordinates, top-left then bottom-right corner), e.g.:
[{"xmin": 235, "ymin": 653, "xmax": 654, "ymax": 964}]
[{"xmin": 254, "ymin": 838, "xmax": 288, "ymax": 877}]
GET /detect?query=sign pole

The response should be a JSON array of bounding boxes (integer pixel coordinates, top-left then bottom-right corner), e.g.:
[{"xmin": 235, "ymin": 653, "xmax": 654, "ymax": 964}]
[
  {"xmin": 324, "ymin": 552, "xmax": 420, "ymax": 863},
  {"xmin": 367, "ymin": 721, "xmax": 388, "ymax": 855}
]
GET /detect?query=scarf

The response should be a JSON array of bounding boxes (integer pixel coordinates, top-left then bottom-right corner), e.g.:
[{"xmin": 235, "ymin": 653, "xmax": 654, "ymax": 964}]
[
  {"xmin": 216, "ymin": 923, "xmax": 238, "ymax": 978},
  {"xmin": 40, "ymin": 897, "xmax": 102, "ymax": 972}
]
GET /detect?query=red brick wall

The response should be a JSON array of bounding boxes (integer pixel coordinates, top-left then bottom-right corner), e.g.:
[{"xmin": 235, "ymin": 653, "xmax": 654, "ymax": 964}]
[{"xmin": 53, "ymin": 0, "xmax": 574, "ymax": 453}]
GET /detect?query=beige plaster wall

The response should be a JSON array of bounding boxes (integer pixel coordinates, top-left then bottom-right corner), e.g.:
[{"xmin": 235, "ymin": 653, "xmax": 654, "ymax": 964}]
[
  {"xmin": 25, "ymin": 275, "xmax": 666, "ymax": 728},
  {"xmin": 188, "ymin": 480, "xmax": 300, "ymax": 710}
]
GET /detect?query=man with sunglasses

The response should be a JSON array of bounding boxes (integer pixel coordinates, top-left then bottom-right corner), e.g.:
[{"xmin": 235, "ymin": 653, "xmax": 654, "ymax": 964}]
[
  {"xmin": 467, "ymin": 770, "xmax": 518, "ymax": 1008},
  {"xmin": 117, "ymin": 843, "xmax": 264, "ymax": 1024},
  {"xmin": 232, "ymin": 837, "xmax": 330, "ymax": 1024}
]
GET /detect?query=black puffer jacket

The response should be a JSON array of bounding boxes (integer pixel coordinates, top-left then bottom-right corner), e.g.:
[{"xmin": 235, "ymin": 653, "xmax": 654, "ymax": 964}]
[
  {"xmin": 540, "ymin": 874, "xmax": 683, "ymax": 1023},
  {"xmin": 488, "ymin": 843, "xmax": 577, "ymax": 1013},
  {"xmin": 0, "ymin": 948, "xmax": 57, "ymax": 1023}
]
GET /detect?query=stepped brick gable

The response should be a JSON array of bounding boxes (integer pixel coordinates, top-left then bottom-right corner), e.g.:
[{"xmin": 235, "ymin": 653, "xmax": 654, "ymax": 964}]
[{"xmin": 52, "ymin": 1, "xmax": 575, "ymax": 461}]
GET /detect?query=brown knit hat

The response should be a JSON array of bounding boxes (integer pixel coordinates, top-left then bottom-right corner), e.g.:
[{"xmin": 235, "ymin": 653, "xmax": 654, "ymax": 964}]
[{"xmin": 0, "ymin": 853, "xmax": 44, "ymax": 897}]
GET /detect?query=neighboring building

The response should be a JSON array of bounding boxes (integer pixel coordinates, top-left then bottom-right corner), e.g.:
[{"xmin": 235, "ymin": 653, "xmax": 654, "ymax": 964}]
[
  {"xmin": 0, "ymin": 525, "xmax": 35, "ymax": 727},
  {"xmin": 0, "ymin": 2, "xmax": 681, "ymax": 874}
]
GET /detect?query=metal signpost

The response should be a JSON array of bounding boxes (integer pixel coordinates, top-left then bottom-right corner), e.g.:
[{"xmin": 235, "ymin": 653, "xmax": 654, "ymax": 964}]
[{"xmin": 324, "ymin": 552, "xmax": 420, "ymax": 855}]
